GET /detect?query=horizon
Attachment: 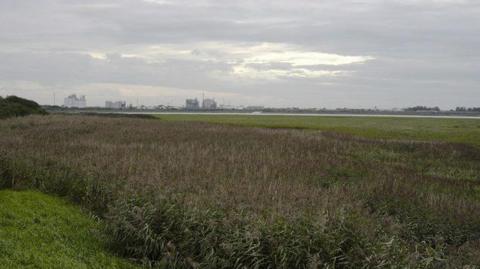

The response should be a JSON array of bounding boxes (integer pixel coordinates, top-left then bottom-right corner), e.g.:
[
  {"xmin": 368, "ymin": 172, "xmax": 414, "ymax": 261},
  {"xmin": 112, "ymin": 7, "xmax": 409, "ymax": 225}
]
[{"xmin": 4, "ymin": 93, "xmax": 478, "ymax": 112}]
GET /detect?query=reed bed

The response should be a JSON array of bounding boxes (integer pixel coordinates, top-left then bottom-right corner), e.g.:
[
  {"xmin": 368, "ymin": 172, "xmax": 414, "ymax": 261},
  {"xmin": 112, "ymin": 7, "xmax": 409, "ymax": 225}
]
[{"xmin": 1, "ymin": 115, "xmax": 479, "ymax": 268}]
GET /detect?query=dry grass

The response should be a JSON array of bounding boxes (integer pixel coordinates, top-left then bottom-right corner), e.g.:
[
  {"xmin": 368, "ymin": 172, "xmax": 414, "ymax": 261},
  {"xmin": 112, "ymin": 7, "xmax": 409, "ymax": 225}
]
[{"xmin": 1, "ymin": 115, "xmax": 480, "ymax": 268}]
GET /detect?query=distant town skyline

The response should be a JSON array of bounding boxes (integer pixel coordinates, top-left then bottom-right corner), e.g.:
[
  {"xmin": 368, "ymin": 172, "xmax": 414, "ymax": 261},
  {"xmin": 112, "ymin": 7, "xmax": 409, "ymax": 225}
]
[
  {"xmin": 1, "ymin": 1, "xmax": 479, "ymax": 109},
  {"xmin": 0, "ymin": 90, "xmax": 477, "ymax": 111}
]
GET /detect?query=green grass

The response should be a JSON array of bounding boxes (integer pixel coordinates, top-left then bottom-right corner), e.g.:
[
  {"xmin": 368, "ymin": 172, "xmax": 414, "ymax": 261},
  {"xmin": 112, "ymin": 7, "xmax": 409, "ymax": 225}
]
[
  {"xmin": 0, "ymin": 190, "xmax": 138, "ymax": 269},
  {"xmin": 157, "ymin": 114, "xmax": 480, "ymax": 146}
]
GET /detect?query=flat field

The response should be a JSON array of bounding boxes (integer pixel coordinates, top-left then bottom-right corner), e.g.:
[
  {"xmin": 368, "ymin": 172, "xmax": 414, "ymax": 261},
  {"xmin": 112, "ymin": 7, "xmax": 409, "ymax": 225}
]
[
  {"xmin": 1, "ymin": 115, "xmax": 480, "ymax": 268},
  {"xmin": 157, "ymin": 114, "xmax": 480, "ymax": 146}
]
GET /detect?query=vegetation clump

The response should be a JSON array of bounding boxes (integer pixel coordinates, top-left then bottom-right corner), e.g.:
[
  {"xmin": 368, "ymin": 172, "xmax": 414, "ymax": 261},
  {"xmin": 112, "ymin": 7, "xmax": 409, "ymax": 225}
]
[{"xmin": 0, "ymin": 95, "xmax": 47, "ymax": 119}]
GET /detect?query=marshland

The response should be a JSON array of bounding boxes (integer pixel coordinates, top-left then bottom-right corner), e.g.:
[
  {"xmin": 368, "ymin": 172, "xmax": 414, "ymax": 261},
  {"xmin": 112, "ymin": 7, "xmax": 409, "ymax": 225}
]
[{"xmin": 1, "ymin": 114, "xmax": 479, "ymax": 268}]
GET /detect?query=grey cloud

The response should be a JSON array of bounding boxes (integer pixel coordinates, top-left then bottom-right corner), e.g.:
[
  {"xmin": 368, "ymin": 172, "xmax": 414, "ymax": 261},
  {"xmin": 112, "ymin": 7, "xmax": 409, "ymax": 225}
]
[{"xmin": 0, "ymin": 0, "xmax": 479, "ymax": 108}]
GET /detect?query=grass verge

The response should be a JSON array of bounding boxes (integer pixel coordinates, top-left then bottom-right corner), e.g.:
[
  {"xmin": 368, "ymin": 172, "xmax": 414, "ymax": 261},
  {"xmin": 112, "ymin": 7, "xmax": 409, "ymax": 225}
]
[{"xmin": 0, "ymin": 190, "xmax": 138, "ymax": 269}]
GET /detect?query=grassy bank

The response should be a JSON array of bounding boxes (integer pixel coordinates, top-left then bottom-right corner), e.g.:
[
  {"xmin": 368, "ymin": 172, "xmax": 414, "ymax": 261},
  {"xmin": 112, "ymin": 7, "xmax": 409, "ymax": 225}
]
[
  {"xmin": 0, "ymin": 190, "xmax": 138, "ymax": 269},
  {"xmin": 0, "ymin": 96, "xmax": 47, "ymax": 119},
  {"xmin": 1, "ymin": 115, "xmax": 480, "ymax": 267},
  {"xmin": 157, "ymin": 114, "xmax": 480, "ymax": 146}
]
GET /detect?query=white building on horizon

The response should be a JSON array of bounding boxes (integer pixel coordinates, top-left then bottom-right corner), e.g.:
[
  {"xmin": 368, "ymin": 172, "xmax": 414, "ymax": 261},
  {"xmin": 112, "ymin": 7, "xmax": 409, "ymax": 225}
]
[
  {"xmin": 105, "ymin": 100, "xmax": 126, "ymax": 109},
  {"xmin": 202, "ymin": 98, "xmax": 217, "ymax": 110},
  {"xmin": 64, "ymin": 94, "xmax": 87, "ymax": 108}
]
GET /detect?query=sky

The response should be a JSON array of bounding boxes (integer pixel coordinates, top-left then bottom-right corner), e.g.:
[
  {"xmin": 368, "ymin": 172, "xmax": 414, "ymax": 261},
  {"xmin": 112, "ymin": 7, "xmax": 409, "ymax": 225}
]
[{"xmin": 0, "ymin": 0, "xmax": 479, "ymax": 109}]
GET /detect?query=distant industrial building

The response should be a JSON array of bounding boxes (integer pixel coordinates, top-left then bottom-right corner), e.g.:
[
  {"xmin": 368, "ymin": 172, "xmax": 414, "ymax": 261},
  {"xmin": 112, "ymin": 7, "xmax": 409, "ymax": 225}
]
[
  {"xmin": 185, "ymin": 98, "xmax": 200, "ymax": 110},
  {"xmin": 186, "ymin": 96, "xmax": 218, "ymax": 110},
  {"xmin": 64, "ymin": 94, "xmax": 86, "ymax": 108},
  {"xmin": 245, "ymin": 106, "xmax": 264, "ymax": 111},
  {"xmin": 202, "ymin": 98, "xmax": 217, "ymax": 110},
  {"xmin": 105, "ymin": 100, "xmax": 126, "ymax": 109}
]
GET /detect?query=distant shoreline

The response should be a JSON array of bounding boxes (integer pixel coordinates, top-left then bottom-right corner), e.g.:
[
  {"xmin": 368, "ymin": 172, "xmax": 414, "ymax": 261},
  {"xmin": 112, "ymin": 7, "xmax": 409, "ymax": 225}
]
[
  {"xmin": 119, "ymin": 112, "xmax": 480, "ymax": 119},
  {"xmin": 47, "ymin": 109, "xmax": 480, "ymax": 119}
]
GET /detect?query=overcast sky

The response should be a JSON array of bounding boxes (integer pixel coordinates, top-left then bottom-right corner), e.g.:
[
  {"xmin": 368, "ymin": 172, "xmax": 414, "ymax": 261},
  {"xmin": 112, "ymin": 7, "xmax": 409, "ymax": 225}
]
[{"xmin": 0, "ymin": 0, "xmax": 479, "ymax": 108}]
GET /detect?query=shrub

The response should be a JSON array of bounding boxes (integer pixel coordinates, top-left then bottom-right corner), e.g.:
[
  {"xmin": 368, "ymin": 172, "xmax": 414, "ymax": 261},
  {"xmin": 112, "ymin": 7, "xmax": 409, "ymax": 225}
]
[{"xmin": 0, "ymin": 95, "xmax": 47, "ymax": 119}]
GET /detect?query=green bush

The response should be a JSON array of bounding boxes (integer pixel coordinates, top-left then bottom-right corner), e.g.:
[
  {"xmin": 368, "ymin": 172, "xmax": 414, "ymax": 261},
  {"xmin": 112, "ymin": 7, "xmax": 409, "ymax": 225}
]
[{"xmin": 0, "ymin": 95, "xmax": 47, "ymax": 119}]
